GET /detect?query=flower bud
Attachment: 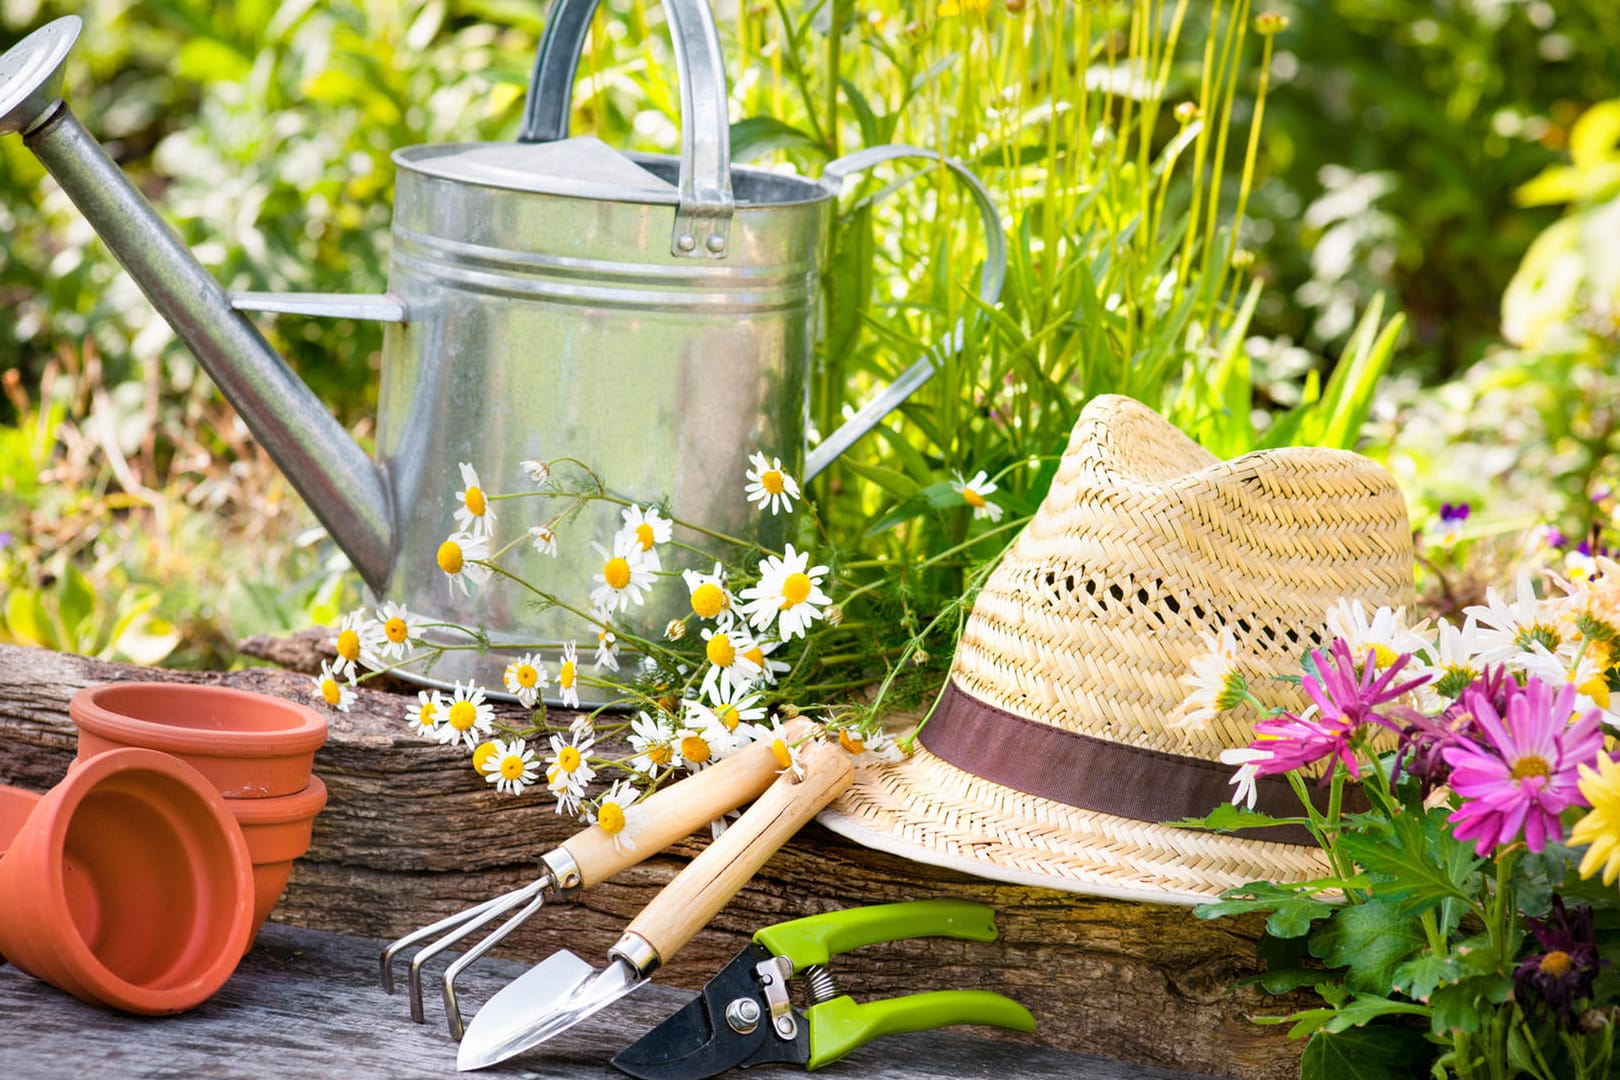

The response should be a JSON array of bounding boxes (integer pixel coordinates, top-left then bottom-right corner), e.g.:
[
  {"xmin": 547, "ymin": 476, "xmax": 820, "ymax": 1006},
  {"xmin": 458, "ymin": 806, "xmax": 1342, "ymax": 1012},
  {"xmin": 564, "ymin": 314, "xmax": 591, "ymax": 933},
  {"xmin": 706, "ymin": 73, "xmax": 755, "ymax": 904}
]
[
  {"xmin": 1254, "ymin": 11, "xmax": 1289, "ymax": 35},
  {"xmin": 1174, "ymin": 101, "xmax": 1200, "ymax": 124}
]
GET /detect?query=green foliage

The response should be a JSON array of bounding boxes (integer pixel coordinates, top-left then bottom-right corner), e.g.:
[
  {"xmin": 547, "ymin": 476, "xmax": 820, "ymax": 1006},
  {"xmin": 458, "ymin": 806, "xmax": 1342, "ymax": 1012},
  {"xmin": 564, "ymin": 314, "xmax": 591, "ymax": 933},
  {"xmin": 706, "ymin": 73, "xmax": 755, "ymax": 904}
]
[{"xmin": 1300, "ymin": 1025, "xmax": 1433, "ymax": 1080}]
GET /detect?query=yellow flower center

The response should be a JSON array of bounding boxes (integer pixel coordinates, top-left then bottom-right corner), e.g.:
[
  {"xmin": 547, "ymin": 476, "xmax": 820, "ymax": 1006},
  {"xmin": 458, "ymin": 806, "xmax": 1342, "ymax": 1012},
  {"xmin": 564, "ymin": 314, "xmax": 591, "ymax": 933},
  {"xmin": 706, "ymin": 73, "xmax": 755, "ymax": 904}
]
[
  {"xmin": 718, "ymin": 705, "xmax": 740, "ymax": 731},
  {"xmin": 780, "ymin": 572, "xmax": 813, "ymax": 608},
  {"xmin": 385, "ymin": 617, "xmax": 409, "ymax": 643},
  {"xmin": 419, "ymin": 702, "xmax": 438, "ymax": 728},
  {"xmin": 706, "ymin": 633, "xmax": 736, "ymax": 668},
  {"xmin": 681, "ymin": 734, "xmax": 712, "ymax": 766},
  {"xmin": 448, "ymin": 701, "xmax": 478, "ymax": 731},
  {"xmin": 635, "ymin": 523, "xmax": 656, "ymax": 550},
  {"xmin": 336, "ymin": 629, "xmax": 360, "ymax": 661},
  {"xmin": 320, "ymin": 679, "xmax": 342, "ymax": 707},
  {"xmin": 465, "ymin": 486, "xmax": 486, "ymax": 516},
  {"xmin": 1370, "ymin": 643, "xmax": 1400, "ymax": 668},
  {"xmin": 771, "ymin": 738, "xmax": 793, "ymax": 769},
  {"xmin": 604, "ymin": 556, "xmax": 632, "ymax": 590},
  {"xmin": 1541, "ymin": 950, "xmax": 1574, "ymax": 978},
  {"xmin": 838, "ymin": 729, "xmax": 866, "ymax": 754},
  {"xmin": 647, "ymin": 743, "xmax": 672, "ymax": 766},
  {"xmin": 437, "ymin": 540, "xmax": 464, "ymax": 575},
  {"xmin": 962, "ymin": 486, "xmax": 986, "ymax": 508},
  {"xmin": 556, "ymin": 746, "xmax": 582, "ymax": 773},
  {"xmin": 597, "ymin": 802, "xmax": 626, "ymax": 835},
  {"xmin": 472, "ymin": 741, "xmax": 499, "ymax": 773},
  {"xmin": 560, "ymin": 660, "xmax": 576, "ymax": 689},
  {"xmin": 1577, "ymin": 674, "xmax": 1611, "ymax": 710},
  {"xmin": 762, "ymin": 470, "xmax": 785, "ymax": 495},
  {"xmin": 514, "ymin": 664, "xmax": 539, "ymax": 688},
  {"xmin": 1512, "ymin": 755, "xmax": 1552, "ymax": 781},
  {"xmin": 744, "ymin": 646, "xmax": 766, "ymax": 667},
  {"xmin": 691, "ymin": 582, "xmax": 727, "ymax": 619},
  {"xmin": 499, "ymin": 754, "xmax": 527, "ymax": 781}
]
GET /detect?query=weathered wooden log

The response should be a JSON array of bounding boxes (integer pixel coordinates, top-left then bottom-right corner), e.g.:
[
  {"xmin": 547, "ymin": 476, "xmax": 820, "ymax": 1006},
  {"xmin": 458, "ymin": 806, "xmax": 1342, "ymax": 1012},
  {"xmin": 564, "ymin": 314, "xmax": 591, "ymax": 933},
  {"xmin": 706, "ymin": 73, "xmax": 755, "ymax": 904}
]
[{"xmin": 0, "ymin": 643, "xmax": 1309, "ymax": 1079}]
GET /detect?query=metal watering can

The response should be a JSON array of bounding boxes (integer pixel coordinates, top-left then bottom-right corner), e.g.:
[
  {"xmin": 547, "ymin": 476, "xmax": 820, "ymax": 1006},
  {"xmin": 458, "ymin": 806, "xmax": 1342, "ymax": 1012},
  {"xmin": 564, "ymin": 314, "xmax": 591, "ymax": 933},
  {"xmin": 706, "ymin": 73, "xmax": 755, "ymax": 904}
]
[{"xmin": 0, "ymin": 3, "xmax": 1005, "ymax": 701}]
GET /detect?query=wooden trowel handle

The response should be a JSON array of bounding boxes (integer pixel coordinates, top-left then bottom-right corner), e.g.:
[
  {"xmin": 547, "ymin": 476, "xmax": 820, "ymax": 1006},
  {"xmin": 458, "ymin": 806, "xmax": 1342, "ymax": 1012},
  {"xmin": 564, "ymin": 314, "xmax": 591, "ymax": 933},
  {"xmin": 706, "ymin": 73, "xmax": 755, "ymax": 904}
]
[
  {"xmin": 621, "ymin": 737, "xmax": 855, "ymax": 967},
  {"xmin": 558, "ymin": 719, "xmax": 817, "ymax": 889}
]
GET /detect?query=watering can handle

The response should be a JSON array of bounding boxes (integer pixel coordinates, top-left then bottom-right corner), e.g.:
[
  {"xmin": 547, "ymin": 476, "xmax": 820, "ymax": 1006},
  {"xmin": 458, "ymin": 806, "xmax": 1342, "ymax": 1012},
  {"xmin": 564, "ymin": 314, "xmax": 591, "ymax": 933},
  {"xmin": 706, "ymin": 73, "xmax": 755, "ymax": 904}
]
[
  {"xmin": 804, "ymin": 146, "xmax": 1009, "ymax": 481},
  {"xmin": 521, "ymin": 0, "xmax": 734, "ymax": 260}
]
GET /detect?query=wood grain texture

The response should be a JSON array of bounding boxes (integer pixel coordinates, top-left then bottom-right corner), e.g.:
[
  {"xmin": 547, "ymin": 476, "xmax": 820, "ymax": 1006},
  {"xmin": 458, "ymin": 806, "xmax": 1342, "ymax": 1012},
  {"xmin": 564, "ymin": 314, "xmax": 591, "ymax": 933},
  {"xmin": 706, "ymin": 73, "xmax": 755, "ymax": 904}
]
[
  {"xmin": 0, "ymin": 643, "xmax": 1310, "ymax": 1080},
  {"xmin": 0, "ymin": 923, "xmax": 1220, "ymax": 1080}
]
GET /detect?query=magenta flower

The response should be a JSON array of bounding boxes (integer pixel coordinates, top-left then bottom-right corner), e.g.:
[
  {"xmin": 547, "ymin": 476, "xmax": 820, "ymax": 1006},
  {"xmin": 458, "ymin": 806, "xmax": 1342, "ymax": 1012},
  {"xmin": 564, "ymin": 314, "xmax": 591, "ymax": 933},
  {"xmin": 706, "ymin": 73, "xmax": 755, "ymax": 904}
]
[
  {"xmin": 1251, "ymin": 638, "xmax": 1429, "ymax": 781},
  {"xmin": 1442, "ymin": 676, "xmax": 1604, "ymax": 856}
]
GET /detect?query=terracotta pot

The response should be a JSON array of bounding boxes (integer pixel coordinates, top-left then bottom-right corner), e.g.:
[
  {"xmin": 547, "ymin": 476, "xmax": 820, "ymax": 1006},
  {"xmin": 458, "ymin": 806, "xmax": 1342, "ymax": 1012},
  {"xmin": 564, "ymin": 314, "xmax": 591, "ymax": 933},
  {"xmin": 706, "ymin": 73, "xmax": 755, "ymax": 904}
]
[
  {"xmin": 0, "ymin": 748, "xmax": 254, "ymax": 1014},
  {"xmin": 0, "ymin": 785, "xmax": 42, "ymax": 859},
  {"xmin": 71, "ymin": 682, "xmax": 327, "ymax": 798},
  {"xmin": 227, "ymin": 775, "xmax": 329, "ymax": 952}
]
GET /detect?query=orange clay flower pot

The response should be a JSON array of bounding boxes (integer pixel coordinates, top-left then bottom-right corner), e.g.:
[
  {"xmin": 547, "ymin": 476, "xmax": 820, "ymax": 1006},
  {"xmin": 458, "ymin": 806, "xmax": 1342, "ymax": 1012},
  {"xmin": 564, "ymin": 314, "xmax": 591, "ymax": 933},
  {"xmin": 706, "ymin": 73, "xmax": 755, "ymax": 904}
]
[
  {"xmin": 227, "ymin": 775, "xmax": 329, "ymax": 952},
  {"xmin": 0, "ymin": 748, "xmax": 254, "ymax": 1014},
  {"xmin": 71, "ymin": 682, "xmax": 328, "ymax": 799},
  {"xmin": 0, "ymin": 785, "xmax": 41, "ymax": 859}
]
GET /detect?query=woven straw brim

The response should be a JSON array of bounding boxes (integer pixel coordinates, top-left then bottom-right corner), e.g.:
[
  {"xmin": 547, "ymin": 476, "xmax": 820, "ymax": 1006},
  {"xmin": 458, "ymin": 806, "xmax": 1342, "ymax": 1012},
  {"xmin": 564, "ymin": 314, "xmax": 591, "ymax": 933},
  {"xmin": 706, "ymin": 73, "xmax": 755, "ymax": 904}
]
[{"xmin": 818, "ymin": 745, "xmax": 1331, "ymax": 906}]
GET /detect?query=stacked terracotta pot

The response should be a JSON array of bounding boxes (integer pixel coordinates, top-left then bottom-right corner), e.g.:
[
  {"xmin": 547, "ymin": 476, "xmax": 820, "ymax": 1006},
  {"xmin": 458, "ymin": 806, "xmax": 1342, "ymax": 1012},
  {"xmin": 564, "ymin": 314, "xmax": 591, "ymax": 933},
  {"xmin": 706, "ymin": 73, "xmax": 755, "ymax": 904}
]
[{"xmin": 0, "ymin": 682, "xmax": 328, "ymax": 1015}]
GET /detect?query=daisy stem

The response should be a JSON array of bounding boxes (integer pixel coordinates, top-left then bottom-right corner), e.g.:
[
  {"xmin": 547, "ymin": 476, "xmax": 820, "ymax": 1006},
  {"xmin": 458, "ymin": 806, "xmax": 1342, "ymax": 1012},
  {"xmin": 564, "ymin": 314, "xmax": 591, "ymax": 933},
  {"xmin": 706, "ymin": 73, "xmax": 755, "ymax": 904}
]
[
  {"xmin": 547, "ymin": 457, "xmax": 607, "ymax": 494},
  {"xmin": 588, "ymin": 491, "xmax": 767, "ymax": 553},
  {"xmin": 473, "ymin": 560, "xmax": 686, "ymax": 666}
]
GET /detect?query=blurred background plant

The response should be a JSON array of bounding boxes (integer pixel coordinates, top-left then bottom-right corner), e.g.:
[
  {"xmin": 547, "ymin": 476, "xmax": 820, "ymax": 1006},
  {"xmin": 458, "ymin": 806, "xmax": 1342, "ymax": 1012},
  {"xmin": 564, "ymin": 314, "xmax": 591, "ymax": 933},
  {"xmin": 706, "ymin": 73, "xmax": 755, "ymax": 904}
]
[{"xmin": 0, "ymin": 0, "xmax": 1614, "ymax": 670}]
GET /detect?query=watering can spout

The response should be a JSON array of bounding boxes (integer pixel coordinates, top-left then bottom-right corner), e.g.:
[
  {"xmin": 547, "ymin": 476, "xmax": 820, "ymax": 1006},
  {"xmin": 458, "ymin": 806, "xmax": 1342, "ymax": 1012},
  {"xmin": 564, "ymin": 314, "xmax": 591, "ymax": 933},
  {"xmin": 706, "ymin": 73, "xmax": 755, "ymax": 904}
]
[{"xmin": 0, "ymin": 17, "xmax": 395, "ymax": 590}]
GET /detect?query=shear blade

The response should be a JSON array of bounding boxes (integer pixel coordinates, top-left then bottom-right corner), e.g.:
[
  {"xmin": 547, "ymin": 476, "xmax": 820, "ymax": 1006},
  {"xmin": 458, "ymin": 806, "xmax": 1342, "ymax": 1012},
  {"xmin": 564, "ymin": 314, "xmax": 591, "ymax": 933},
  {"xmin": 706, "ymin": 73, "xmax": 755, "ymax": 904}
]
[{"xmin": 611, "ymin": 944, "xmax": 807, "ymax": 1080}]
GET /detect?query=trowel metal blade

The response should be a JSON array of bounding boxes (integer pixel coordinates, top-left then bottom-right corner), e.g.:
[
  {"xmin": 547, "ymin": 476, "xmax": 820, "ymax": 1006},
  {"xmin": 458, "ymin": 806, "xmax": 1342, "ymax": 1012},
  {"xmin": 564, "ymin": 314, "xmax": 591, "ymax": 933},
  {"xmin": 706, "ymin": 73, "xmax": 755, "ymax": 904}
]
[{"xmin": 456, "ymin": 950, "xmax": 645, "ymax": 1071}]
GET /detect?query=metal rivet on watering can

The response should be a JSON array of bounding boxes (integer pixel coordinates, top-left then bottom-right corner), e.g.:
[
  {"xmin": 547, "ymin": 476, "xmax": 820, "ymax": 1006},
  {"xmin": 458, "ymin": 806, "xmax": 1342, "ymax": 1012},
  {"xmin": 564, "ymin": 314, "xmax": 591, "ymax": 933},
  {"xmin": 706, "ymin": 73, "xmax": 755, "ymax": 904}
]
[{"xmin": 0, "ymin": 0, "xmax": 1008, "ymax": 707}]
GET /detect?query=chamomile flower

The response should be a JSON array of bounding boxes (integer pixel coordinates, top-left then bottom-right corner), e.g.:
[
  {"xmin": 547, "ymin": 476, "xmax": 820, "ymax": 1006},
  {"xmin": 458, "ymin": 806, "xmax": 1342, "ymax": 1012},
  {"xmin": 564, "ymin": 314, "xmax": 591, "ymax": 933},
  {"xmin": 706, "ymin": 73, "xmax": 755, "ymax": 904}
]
[
  {"xmin": 546, "ymin": 731, "xmax": 596, "ymax": 815},
  {"xmin": 762, "ymin": 718, "xmax": 804, "ymax": 779},
  {"xmin": 836, "ymin": 727, "xmax": 907, "ymax": 766},
  {"xmin": 1518, "ymin": 645, "xmax": 1615, "ymax": 718},
  {"xmin": 1416, "ymin": 616, "xmax": 1490, "ymax": 702},
  {"xmin": 453, "ymin": 462, "xmax": 496, "ymax": 539},
  {"xmin": 330, "ymin": 611, "xmax": 366, "ymax": 681},
  {"xmin": 589, "ymin": 532, "xmax": 656, "ymax": 614},
  {"xmin": 366, "ymin": 601, "xmax": 421, "ymax": 665},
  {"xmin": 702, "ymin": 683, "xmax": 769, "ymax": 737},
  {"xmin": 744, "ymin": 452, "xmax": 800, "ymax": 515},
  {"xmin": 595, "ymin": 628, "xmax": 621, "ymax": 673},
  {"xmin": 951, "ymin": 470, "xmax": 1003, "ymax": 522},
  {"xmin": 437, "ymin": 681, "xmax": 495, "ymax": 749},
  {"xmin": 588, "ymin": 780, "xmax": 646, "ymax": 854},
  {"xmin": 672, "ymin": 721, "xmax": 727, "ymax": 773},
  {"xmin": 699, "ymin": 626, "xmax": 764, "ymax": 700},
  {"xmin": 503, "ymin": 653, "xmax": 549, "ymax": 709},
  {"xmin": 437, "ymin": 532, "xmax": 491, "ymax": 598},
  {"xmin": 407, "ymin": 689, "xmax": 443, "ymax": 739},
  {"xmin": 683, "ymin": 563, "xmax": 734, "ymax": 624},
  {"xmin": 471, "ymin": 740, "xmax": 501, "ymax": 777},
  {"xmin": 1467, "ymin": 570, "xmax": 1567, "ymax": 666},
  {"xmin": 739, "ymin": 544, "xmax": 831, "ymax": 641},
  {"xmin": 528, "ymin": 525, "xmax": 558, "ymax": 557},
  {"xmin": 484, "ymin": 738, "xmax": 539, "ymax": 796},
  {"xmin": 629, "ymin": 711, "xmax": 677, "ymax": 773},
  {"xmin": 619, "ymin": 505, "xmax": 672, "ymax": 572},
  {"xmin": 1325, "ymin": 598, "xmax": 1434, "ymax": 669},
  {"xmin": 740, "ymin": 637, "xmax": 791, "ymax": 686},
  {"xmin": 556, "ymin": 641, "xmax": 581, "ymax": 708},
  {"xmin": 1176, "ymin": 628, "xmax": 1247, "ymax": 729},
  {"xmin": 520, "ymin": 459, "xmax": 551, "ymax": 486},
  {"xmin": 312, "ymin": 660, "xmax": 354, "ymax": 712},
  {"xmin": 1220, "ymin": 747, "xmax": 1273, "ymax": 810}
]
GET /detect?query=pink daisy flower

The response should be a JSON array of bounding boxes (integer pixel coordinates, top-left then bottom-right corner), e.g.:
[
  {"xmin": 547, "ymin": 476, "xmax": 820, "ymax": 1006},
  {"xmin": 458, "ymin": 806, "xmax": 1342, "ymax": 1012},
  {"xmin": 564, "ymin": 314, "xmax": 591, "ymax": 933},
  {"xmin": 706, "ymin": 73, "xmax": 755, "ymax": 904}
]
[
  {"xmin": 1251, "ymin": 638, "xmax": 1428, "ymax": 780},
  {"xmin": 1441, "ymin": 676, "xmax": 1604, "ymax": 856}
]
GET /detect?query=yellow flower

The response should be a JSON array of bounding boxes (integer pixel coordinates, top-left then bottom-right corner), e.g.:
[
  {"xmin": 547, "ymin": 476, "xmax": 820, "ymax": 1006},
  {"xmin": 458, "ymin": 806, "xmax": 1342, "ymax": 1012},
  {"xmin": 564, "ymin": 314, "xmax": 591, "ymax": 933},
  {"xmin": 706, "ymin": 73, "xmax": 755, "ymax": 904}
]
[{"xmin": 1572, "ymin": 753, "xmax": 1620, "ymax": 884}]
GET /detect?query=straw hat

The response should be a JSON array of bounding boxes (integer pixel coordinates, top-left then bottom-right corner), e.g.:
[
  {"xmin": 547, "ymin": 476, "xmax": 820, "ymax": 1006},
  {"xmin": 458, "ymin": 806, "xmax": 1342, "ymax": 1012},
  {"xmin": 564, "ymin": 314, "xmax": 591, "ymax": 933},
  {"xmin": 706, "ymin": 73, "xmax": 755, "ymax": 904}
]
[{"xmin": 818, "ymin": 395, "xmax": 1415, "ymax": 905}]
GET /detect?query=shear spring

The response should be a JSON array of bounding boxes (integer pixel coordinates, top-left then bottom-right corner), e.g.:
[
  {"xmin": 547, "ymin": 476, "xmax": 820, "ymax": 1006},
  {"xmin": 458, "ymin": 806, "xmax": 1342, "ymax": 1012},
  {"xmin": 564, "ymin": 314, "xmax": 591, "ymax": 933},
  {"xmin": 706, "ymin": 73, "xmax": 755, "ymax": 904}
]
[{"xmin": 802, "ymin": 964, "xmax": 841, "ymax": 1005}]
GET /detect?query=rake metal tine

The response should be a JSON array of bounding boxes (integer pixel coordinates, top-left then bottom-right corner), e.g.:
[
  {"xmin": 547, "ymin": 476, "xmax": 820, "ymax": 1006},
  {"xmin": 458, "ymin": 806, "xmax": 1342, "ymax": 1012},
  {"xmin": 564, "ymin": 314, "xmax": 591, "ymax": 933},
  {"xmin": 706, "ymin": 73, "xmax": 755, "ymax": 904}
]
[
  {"xmin": 407, "ymin": 879, "xmax": 549, "ymax": 1023},
  {"xmin": 439, "ymin": 889, "xmax": 549, "ymax": 1040},
  {"xmin": 380, "ymin": 891, "xmax": 514, "ymax": 994}
]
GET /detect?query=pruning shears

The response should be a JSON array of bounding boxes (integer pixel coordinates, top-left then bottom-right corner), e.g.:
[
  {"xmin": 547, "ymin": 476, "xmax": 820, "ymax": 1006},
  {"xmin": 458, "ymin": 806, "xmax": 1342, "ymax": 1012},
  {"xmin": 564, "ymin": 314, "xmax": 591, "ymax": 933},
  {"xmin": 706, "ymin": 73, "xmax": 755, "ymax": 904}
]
[{"xmin": 610, "ymin": 900, "xmax": 1036, "ymax": 1080}]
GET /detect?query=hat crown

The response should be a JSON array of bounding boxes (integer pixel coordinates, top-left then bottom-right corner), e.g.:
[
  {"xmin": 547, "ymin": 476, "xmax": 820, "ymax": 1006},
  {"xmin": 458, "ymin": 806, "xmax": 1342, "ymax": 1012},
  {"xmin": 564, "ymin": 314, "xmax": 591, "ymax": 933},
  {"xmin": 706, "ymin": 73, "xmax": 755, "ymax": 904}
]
[{"xmin": 949, "ymin": 395, "xmax": 1414, "ymax": 760}]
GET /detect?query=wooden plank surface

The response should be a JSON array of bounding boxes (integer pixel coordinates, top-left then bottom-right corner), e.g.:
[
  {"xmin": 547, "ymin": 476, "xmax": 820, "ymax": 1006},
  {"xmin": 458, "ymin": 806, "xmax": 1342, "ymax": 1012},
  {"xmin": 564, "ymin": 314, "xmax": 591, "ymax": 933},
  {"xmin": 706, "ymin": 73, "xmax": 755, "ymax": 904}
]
[
  {"xmin": 0, "ymin": 923, "xmax": 1223, "ymax": 1080},
  {"xmin": 0, "ymin": 641, "xmax": 1307, "ymax": 1079}
]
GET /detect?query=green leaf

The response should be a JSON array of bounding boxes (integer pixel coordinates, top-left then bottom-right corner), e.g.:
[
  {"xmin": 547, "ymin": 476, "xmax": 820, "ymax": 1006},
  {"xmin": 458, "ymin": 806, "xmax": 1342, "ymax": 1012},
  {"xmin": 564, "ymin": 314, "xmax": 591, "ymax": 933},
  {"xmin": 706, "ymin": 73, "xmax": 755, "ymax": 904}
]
[
  {"xmin": 1335, "ymin": 806, "xmax": 1482, "ymax": 913},
  {"xmin": 1300, "ymin": 1026, "xmax": 1432, "ymax": 1080},
  {"xmin": 1194, "ymin": 881, "xmax": 1334, "ymax": 939},
  {"xmin": 841, "ymin": 460, "xmax": 921, "ymax": 500},
  {"xmin": 176, "ymin": 38, "xmax": 252, "ymax": 85},
  {"xmin": 1391, "ymin": 953, "xmax": 1459, "ymax": 1003},
  {"xmin": 1169, "ymin": 802, "xmax": 1310, "ymax": 834},
  {"xmin": 1310, "ymin": 900, "xmax": 1427, "ymax": 994},
  {"xmin": 729, "ymin": 117, "xmax": 825, "ymax": 163},
  {"xmin": 1428, "ymin": 974, "xmax": 1512, "ymax": 1034},
  {"xmin": 1251, "ymin": 967, "xmax": 1333, "ymax": 995}
]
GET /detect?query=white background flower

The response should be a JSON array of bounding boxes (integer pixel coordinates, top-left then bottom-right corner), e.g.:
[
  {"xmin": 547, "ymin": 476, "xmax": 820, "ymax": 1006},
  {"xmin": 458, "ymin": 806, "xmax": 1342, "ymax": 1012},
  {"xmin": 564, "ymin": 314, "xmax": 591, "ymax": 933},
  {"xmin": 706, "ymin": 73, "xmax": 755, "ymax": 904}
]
[
  {"xmin": 503, "ymin": 653, "xmax": 549, "ymax": 709},
  {"xmin": 437, "ymin": 681, "xmax": 495, "ymax": 748},
  {"xmin": 312, "ymin": 660, "xmax": 354, "ymax": 712},
  {"xmin": 454, "ymin": 462, "xmax": 496, "ymax": 538},
  {"xmin": 557, "ymin": 641, "xmax": 582, "ymax": 708},
  {"xmin": 951, "ymin": 470, "xmax": 1003, "ymax": 522},
  {"xmin": 619, "ymin": 505, "xmax": 672, "ymax": 572},
  {"xmin": 438, "ymin": 532, "xmax": 491, "ymax": 597},
  {"xmin": 528, "ymin": 525, "xmax": 558, "ymax": 557},
  {"xmin": 589, "ymin": 532, "xmax": 656, "ymax": 613},
  {"xmin": 589, "ymin": 780, "xmax": 646, "ymax": 853},
  {"xmin": 485, "ymin": 738, "xmax": 539, "ymax": 796},
  {"xmin": 739, "ymin": 544, "xmax": 831, "ymax": 640},
  {"xmin": 744, "ymin": 452, "xmax": 801, "ymax": 515},
  {"xmin": 407, "ymin": 689, "xmax": 442, "ymax": 739}
]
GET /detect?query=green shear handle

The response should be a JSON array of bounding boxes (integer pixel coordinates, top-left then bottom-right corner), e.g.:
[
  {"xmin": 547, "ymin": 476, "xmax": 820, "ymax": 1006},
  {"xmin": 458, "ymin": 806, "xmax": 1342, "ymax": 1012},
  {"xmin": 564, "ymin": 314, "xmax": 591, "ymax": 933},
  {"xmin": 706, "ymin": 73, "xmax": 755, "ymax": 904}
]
[
  {"xmin": 752, "ymin": 899, "xmax": 1000, "ymax": 969},
  {"xmin": 806, "ymin": 991, "xmax": 1038, "ymax": 1070}
]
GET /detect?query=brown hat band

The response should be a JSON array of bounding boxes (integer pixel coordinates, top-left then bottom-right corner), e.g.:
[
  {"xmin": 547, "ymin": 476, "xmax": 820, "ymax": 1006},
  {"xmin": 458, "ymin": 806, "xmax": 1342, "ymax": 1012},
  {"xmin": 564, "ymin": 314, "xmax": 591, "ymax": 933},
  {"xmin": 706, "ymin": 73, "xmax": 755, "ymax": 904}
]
[{"xmin": 918, "ymin": 680, "xmax": 1352, "ymax": 846}]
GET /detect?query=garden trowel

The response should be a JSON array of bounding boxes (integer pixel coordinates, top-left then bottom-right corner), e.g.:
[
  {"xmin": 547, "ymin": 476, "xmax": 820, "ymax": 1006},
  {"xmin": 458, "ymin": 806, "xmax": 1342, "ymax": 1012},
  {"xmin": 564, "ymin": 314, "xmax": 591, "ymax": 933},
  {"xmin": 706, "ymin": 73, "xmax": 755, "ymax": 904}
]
[{"xmin": 456, "ymin": 737, "xmax": 855, "ymax": 1071}]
